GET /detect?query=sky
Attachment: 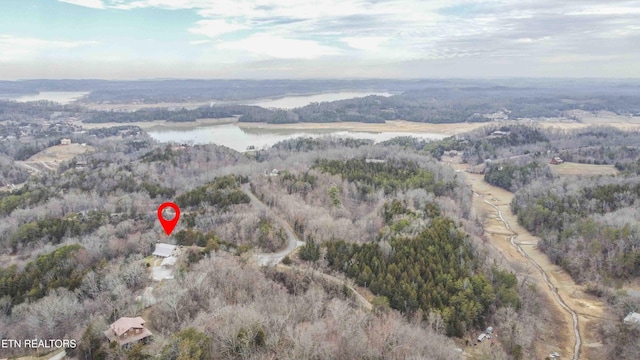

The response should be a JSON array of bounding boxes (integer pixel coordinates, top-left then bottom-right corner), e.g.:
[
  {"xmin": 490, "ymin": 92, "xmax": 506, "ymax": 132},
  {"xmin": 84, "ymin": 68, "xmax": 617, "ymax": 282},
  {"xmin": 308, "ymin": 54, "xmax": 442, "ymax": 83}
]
[{"xmin": 0, "ymin": 0, "xmax": 639, "ymax": 79}]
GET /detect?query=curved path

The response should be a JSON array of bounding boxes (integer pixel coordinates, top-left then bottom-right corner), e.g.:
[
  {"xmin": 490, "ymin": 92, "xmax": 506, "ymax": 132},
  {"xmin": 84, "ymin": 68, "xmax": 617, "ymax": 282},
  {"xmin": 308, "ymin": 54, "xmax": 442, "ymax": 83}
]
[
  {"xmin": 243, "ymin": 184, "xmax": 372, "ymax": 310},
  {"xmin": 482, "ymin": 197, "xmax": 581, "ymax": 360},
  {"xmin": 451, "ymin": 164, "xmax": 611, "ymax": 359},
  {"xmin": 242, "ymin": 184, "xmax": 304, "ymax": 266}
]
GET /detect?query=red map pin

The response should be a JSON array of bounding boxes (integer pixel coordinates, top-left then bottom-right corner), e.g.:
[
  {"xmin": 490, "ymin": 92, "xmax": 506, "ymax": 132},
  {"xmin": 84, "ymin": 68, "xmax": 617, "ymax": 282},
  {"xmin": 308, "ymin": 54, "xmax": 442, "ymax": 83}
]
[{"xmin": 158, "ymin": 202, "xmax": 180, "ymax": 236}]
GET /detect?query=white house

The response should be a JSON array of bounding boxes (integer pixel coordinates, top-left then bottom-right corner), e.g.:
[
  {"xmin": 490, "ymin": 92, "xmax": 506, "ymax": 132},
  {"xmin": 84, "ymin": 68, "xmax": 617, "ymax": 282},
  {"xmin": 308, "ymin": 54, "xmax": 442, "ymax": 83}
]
[{"xmin": 152, "ymin": 243, "xmax": 178, "ymax": 258}]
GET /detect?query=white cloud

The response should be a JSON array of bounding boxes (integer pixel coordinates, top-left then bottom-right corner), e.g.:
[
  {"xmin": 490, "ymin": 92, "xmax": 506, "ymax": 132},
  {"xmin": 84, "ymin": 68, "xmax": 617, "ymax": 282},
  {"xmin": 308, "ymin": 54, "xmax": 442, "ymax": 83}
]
[
  {"xmin": 57, "ymin": 0, "xmax": 105, "ymax": 9},
  {"xmin": 0, "ymin": 35, "xmax": 97, "ymax": 62},
  {"xmin": 189, "ymin": 19, "xmax": 248, "ymax": 38},
  {"xmin": 45, "ymin": 0, "xmax": 640, "ymax": 77},
  {"xmin": 217, "ymin": 33, "xmax": 341, "ymax": 59},
  {"xmin": 189, "ymin": 39, "xmax": 214, "ymax": 45},
  {"xmin": 568, "ymin": 6, "xmax": 640, "ymax": 16},
  {"xmin": 515, "ymin": 36, "xmax": 550, "ymax": 43},
  {"xmin": 342, "ymin": 36, "xmax": 390, "ymax": 51}
]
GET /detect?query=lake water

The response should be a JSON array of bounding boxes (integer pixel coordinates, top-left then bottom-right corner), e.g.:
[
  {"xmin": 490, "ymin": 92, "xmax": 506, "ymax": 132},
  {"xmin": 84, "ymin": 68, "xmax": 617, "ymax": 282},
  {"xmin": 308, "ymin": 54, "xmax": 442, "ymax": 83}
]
[
  {"xmin": 2, "ymin": 91, "xmax": 89, "ymax": 104},
  {"xmin": 147, "ymin": 123, "xmax": 446, "ymax": 152},
  {"xmin": 244, "ymin": 91, "xmax": 394, "ymax": 109}
]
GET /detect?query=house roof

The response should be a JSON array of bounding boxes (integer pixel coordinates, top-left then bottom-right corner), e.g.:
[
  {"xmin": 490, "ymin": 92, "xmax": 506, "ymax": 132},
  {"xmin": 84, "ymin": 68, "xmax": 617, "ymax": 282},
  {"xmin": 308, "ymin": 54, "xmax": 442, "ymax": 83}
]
[
  {"xmin": 161, "ymin": 256, "xmax": 177, "ymax": 266},
  {"xmin": 110, "ymin": 317, "xmax": 145, "ymax": 336},
  {"xmin": 153, "ymin": 243, "xmax": 176, "ymax": 257},
  {"xmin": 104, "ymin": 317, "xmax": 153, "ymax": 346}
]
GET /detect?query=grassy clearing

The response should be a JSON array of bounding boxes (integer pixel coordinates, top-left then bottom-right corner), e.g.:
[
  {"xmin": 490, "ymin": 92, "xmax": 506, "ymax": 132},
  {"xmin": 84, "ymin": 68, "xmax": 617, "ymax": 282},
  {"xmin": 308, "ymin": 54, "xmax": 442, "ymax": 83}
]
[{"xmin": 550, "ymin": 162, "xmax": 618, "ymax": 176}]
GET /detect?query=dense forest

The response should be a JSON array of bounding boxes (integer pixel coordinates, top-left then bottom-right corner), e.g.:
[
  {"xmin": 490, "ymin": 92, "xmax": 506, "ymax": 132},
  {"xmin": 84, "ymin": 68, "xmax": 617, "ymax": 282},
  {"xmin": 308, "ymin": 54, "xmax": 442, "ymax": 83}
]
[
  {"xmin": 4, "ymin": 131, "xmax": 529, "ymax": 359},
  {"xmin": 296, "ymin": 158, "xmax": 519, "ymax": 337},
  {"xmin": 434, "ymin": 124, "xmax": 640, "ymax": 285},
  {"xmin": 3, "ymin": 89, "xmax": 640, "ymax": 358},
  {"xmin": 432, "ymin": 124, "xmax": 640, "ymax": 285},
  {"xmin": 423, "ymin": 123, "xmax": 640, "ymax": 358},
  {"xmin": 511, "ymin": 176, "xmax": 640, "ymax": 282},
  {"xmin": 250, "ymin": 144, "xmax": 544, "ymax": 359}
]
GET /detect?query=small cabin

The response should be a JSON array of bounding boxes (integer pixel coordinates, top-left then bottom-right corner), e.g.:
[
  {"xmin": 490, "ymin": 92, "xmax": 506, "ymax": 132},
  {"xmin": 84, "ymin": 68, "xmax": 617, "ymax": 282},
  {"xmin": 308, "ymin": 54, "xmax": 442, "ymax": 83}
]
[
  {"xmin": 60, "ymin": 138, "xmax": 72, "ymax": 145},
  {"xmin": 477, "ymin": 333, "xmax": 487, "ymax": 342},
  {"xmin": 104, "ymin": 317, "xmax": 152, "ymax": 347},
  {"xmin": 550, "ymin": 156, "xmax": 564, "ymax": 165}
]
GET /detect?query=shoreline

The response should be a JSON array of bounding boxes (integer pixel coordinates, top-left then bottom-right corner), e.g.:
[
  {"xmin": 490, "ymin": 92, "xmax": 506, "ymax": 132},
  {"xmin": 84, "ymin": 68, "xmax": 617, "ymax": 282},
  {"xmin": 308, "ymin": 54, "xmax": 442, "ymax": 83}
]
[
  {"xmin": 80, "ymin": 117, "xmax": 640, "ymax": 136},
  {"xmin": 237, "ymin": 120, "xmax": 487, "ymax": 135},
  {"xmin": 79, "ymin": 117, "xmax": 239, "ymax": 130},
  {"xmin": 79, "ymin": 90, "xmax": 395, "ymax": 111}
]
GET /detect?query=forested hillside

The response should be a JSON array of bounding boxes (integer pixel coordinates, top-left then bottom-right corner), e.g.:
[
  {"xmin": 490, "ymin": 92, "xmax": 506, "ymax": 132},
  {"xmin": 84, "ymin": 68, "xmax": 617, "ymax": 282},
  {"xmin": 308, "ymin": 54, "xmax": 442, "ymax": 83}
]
[
  {"xmin": 251, "ymin": 143, "xmax": 543, "ymax": 359},
  {"xmin": 426, "ymin": 123, "xmax": 640, "ymax": 358},
  {"xmin": 512, "ymin": 176, "xmax": 640, "ymax": 282},
  {"xmin": 0, "ymin": 126, "xmax": 544, "ymax": 359}
]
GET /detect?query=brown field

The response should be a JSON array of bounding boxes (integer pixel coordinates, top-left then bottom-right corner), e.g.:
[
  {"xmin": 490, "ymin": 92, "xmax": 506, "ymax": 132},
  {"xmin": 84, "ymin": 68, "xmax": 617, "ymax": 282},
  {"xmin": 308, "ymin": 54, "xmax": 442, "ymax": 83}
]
[
  {"xmin": 79, "ymin": 117, "xmax": 238, "ymax": 130},
  {"xmin": 28, "ymin": 143, "xmax": 94, "ymax": 163},
  {"xmin": 16, "ymin": 143, "xmax": 94, "ymax": 174},
  {"xmin": 550, "ymin": 162, "xmax": 619, "ymax": 176},
  {"xmin": 238, "ymin": 119, "xmax": 489, "ymax": 135}
]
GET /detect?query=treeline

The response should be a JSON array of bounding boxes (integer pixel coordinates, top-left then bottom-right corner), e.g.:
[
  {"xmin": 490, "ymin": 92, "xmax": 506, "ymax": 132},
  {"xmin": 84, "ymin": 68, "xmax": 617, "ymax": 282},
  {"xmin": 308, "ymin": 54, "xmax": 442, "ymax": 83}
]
[
  {"xmin": 324, "ymin": 215, "xmax": 519, "ymax": 336},
  {"xmin": 0, "ymin": 100, "xmax": 81, "ymax": 122},
  {"xmin": 7, "ymin": 211, "xmax": 106, "ymax": 253},
  {"xmin": 175, "ymin": 175, "xmax": 250, "ymax": 209},
  {"xmin": 0, "ymin": 156, "xmax": 30, "ymax": 185},
  {"xmin": 484, "ymin": 161, "xmax": 554, "ymax": 192},
  {"xmin": 75, "ymin": 79, "xmax": 415, "ymax": 103},
  {"xmin": 82, "ymin": 105, "xmax": 258, "ymax": 123},
  {"xmin": 0, "ymin": 244, "xmax": 88, "ymax": 307},
  {"xmin": 427, "ymin": 125, "xmax": 549, "ymax": 164},
  {"xmin": 0, "ymin": 187, "xmax": 50, "ymax": 216},
  {"xmin": 616, "ymin": 158, "xmax": 640, "ymax": 175},
  {"xmin": 238, "ymin": 86, "xmax": 640, "ymax": 124},
  {"xmin": 429, "ymin": 125, "xmax": 640, "ymax": 170},
  {"xmin": 511, "ymin": 177, "xmax": 640, "ymax": 281},
  {"xmin": 313, "ymin": 158, "xmax": 455, "ymax": 196}
]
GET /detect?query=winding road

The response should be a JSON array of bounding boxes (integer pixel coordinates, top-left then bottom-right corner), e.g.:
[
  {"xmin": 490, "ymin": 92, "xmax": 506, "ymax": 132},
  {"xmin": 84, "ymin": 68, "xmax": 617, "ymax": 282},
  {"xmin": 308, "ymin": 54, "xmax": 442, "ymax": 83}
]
[
  {"xmin": 482, "ymin": 196, "xmax": 581, "ymax": 360},
  {"xmin": 243, "ymin": 184, "xmax": 372, "ymax": 310},
  {"xmin": 456, "ymin": 166, "xmax": 609, "ymax": 360},
  {"xmin": 242, "ymin": 184, "xmax": 305, "ymax": 266}
]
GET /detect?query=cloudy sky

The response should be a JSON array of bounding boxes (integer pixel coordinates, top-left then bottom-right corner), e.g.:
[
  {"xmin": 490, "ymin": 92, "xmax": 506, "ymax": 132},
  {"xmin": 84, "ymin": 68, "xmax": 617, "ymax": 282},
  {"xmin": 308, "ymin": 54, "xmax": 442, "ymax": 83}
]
[{"xmin": 1, "ymin": 0, "xmax": 639, "ymax": 79}]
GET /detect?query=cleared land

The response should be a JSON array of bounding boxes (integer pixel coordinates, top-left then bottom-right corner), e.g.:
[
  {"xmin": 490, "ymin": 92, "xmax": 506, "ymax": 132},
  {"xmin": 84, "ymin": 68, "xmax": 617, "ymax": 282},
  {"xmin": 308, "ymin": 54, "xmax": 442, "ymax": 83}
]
[
  {"xmin": 16, "ymin": 143, "xmax": 94, "ymax": 173},
  {"xmin": 238, "ymin": 119, "xmax": 488, "ymax": 135},
  {"xmin": 79, "ymin": 117, "xmax": 238, "ymax": 130},
  {"xmin": 550, "ymin": 162, "xmax": 619, "ymax": 177},
  {"xmin": 453, "ymin": 166, "xmax": 609, "ymax": 360},
  {"xmin": 28, "ymin": 143, "xmax": 94, "ymax": 163}
]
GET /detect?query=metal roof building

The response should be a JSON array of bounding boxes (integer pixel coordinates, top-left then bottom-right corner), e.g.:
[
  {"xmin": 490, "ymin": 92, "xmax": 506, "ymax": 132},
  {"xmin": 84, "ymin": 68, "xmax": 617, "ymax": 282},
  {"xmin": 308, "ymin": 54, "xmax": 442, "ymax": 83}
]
[{"xmin": 152, "ymin": 243, "xmax": 177, "ymax": 257}]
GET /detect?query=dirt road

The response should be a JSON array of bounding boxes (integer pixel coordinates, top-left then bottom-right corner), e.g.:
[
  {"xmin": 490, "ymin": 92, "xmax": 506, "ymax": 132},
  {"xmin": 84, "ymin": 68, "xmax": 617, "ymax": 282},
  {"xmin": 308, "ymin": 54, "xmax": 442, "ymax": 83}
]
[
  {"xmin": 460, "ymin": 170, "xmax": 608, "ymax": 360},
  {"xmin": 243, "ymin": 184, "xmax": 372, "ymax": 310},
  {"xmin": 242, "ymin": 184, "xmax": 305, "ymax": 266}
]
